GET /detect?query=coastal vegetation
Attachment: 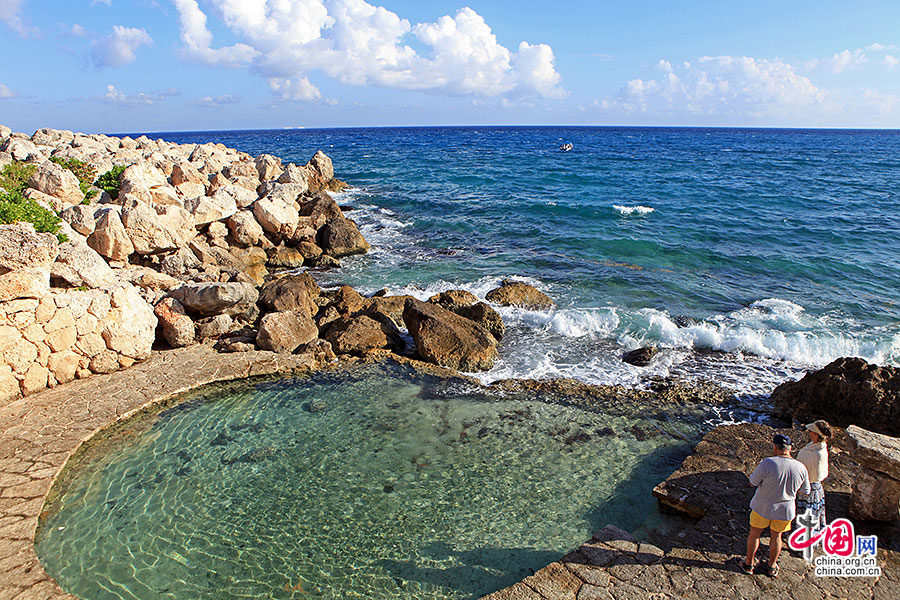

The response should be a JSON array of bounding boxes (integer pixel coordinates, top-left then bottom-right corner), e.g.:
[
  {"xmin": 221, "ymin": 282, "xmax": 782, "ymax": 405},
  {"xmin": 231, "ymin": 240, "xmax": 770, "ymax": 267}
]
[
  {"xmin": 93, "ymin": 164, "xmax": 125, "ymax": 200},
  {"xmin": 0, "ymin": 161, "xmax": 64, "ymax": 241}
]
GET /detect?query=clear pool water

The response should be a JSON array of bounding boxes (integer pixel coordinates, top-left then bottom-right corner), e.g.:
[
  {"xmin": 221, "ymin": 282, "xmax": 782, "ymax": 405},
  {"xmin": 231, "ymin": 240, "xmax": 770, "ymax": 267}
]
[{"xmin": 37, "ymin": 363, "xmax": 706, "ymax": 599}]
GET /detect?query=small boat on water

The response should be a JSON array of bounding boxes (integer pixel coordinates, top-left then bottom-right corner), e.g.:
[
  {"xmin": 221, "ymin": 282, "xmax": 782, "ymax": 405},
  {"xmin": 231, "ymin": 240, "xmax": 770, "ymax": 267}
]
[{"xmin": 559, "ymin": 142, "xmax": 573, "ymax": 152}]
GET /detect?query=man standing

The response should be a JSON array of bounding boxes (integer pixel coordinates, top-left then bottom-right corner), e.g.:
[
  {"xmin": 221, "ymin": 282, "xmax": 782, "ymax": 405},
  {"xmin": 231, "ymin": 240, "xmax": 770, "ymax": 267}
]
[{"xmin": 736, "ymin": 433, "xmax": 810, "ymax": 578}]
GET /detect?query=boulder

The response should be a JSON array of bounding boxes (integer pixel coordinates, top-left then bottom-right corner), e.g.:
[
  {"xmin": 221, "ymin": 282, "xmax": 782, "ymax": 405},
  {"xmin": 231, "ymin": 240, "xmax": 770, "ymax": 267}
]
[
  {"xmin": 258, "ymin": 273, "xmax": 320, "ymax": 317},
  {"xmin": 2, "ymin": 138, "xmax": 43, "ymax": 161},
  {"xmin": 170, "ymin": 282, "xmax": 259, "ymax": 318},
  {"xmin": 121, "ymin": 203, "xmax": 181, "ymax": 254},
  {"xmin": 847, "ymin": 425, "xmax": 900, "ymax": 480},
  {"xmin": 257, "ymin": 181, "xmax": 307, "ymax": 205},
  {"xmin": 154, "ymin": 297, "xmax": 195, "ymax": 348},
  {"xmin": 267, "ymin": 245, "xmax": 305, "ymax": 268},
  {"xmin": 328, "ymin": 285, "xmax": 366, "ymax": 315},
  {"xmin": 51, "ymin": 242, "xmax": 118, "ymax": 289},
  {"xmin": 155, "ymin": 204, "xmax": 196, "ymax": 244},
  {"xmin": 222, "ymin": 161, "xmax": 258, "ymax": 180},
  {"xmin": 622, "ymin": 346, "xmax": 659, "ymax": 367},
  {"xmin": 296, "ymin": 240, "xmax": 323, "ymax": 260},
  {"xmin": 87, "ymin": 208, "xmax": 134, "ymax": 262},
  {"xmin": 305, "ymin": 150, "xmax": 334, "ymax": 191},
  {"xmin": 364, "ymin": 295, "xmax": 413, "ymax": 329},
  {"xmin": 771, "ymin": 357, "xmax": 900, "ymax": 436},
  {"xmin": 428, "ymin": 290, "xmax": 479, "ymax": 311},
  {"xmin": 317, "ymin": 218, "xmax": 369, "ymax": 257},
  {"xmin": 227, "ymin": 211, "xmax": 267, "ymax": 247},
  {"xmin": 848, "ymin": 466, "xmax": 900, "ymax": 522},
  {"xmin": 299, "ymin": 191, "xmax": 343, "ymax": 224},
  {"xmin": 100, "ymin": 284, "xmax": 158, "ymax": 360},
  {"xmin": 170, "ymin": 161, "xmax": 206, "ymax": 186},
  {"xmin": 27, "ymin": 161, "xmax": 84, "ymax": 205},
  {"xmin": 402, "ymin": 298, "xmax": 498, "ymax": 371},
  {"xmin": 196, "ymin": 314, "xmax": 233, "ymax": 340},
  {"xmin": 0, "ymin": 223, "xmax": 58, "ymax": 301},
  {"xmin": 253, "ymin": 197, "xmax": 300, "ymax": 238},
  {"xmin": 486, "ymin": 279, "xmax": 555, "ymax": 310},
  {"xmin": 322, "ymin": 314, "xmax": 402, "ymax": 355},
  {"xmin": 454, "ymin": 302, "xmax": 505, "ymax": 341},
  {"xmin": 211, "ymin": 183, "xmax": 258, "ymax": 210},
  {"xmin": 184, "ymin": 192, "xmax": 238, "ymax": 226},
  {"xmin": 276, "ymin": 163, "xmax": 310, "ymax": 190},
  {"xmin": 256, "ymin": 310, "xmax": 318, "ymax": 353},
  {"xmin": 121, "ymin": 266, "xmax": 180, "ymax": 291},
  {"xmin": 255, "ymin": 154, "xmax": 283, "ymax": 182},
  {"xmin": 60, "ymin": 204, "xmax": 97, "ymax": 237}
]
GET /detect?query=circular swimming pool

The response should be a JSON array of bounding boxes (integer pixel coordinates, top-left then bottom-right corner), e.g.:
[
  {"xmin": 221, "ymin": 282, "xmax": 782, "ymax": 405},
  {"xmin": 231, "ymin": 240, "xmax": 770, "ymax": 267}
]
[{"xmin": 36, "ymin": 363, "xmax": 702, "ymax": 599}]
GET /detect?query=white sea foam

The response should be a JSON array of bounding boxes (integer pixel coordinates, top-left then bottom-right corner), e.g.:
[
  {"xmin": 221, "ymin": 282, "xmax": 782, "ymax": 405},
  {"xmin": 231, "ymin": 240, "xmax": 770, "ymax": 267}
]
[{"xmin": 613, "ymin": 205, "xmax": 655, "ymax": 216}]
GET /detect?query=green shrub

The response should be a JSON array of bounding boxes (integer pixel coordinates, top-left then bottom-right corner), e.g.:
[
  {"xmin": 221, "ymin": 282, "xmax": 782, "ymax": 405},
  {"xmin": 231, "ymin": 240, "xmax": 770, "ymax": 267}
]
[
  {"xmin": 94, "ymin": 165, "xmax": 126, "ymax": 200},
  {"xmin": 0, "ymin": 190, "xmax": 66, "ymax": 243},
  {"xmin": 0, "ymin": 161, "xmax": 37, "ymax": 195},
  {"xmin": 50, "ymin": 156, "xmax": 98, "ymax": 201}
]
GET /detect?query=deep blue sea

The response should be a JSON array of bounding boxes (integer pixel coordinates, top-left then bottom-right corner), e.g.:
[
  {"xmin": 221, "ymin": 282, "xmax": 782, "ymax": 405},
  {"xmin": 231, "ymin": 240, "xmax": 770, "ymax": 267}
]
[{"xmin": 153, "ymin": 127, "xmax": 900, "ymax": 396}]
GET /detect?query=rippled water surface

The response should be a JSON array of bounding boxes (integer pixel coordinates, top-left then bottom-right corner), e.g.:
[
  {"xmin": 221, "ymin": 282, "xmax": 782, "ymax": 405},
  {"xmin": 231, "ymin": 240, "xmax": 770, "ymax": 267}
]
[
  {"xmin": 37, "ymin": 364, "xmax": 708, "ymax": 600},
  {"xmin": 147, "ymin": 126, "xmax": 900, "ymax": 395}
]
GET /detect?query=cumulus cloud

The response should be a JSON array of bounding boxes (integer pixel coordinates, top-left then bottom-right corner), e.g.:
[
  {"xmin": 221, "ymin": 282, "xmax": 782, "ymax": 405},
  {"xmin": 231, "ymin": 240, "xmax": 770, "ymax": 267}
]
[
  {"xmin": 91, "ymin": 25, "xmax": 153, "ymax": 67},
  {"xmin": 102, "ymin": 84, "xmax": 178, "ymax": 105},
  {"xmin": 806, "ymin": 48, "xmax": 868, "ymax": 73},
  {"xmin": 172, "ymin": 0, "xmax": 564, "ymax": 101},
  {"xmin": 0, "ymin": 83, "xmax": 15, "ymax": 98},
  {"xmin": 0, "ymin": 0, "xmax": 28, "ymax": 35},
  {"xmin": 885, "ymin": 55, "xmax": 898, "ymax": 69},
  {"xmin": 607, "ymin": 56, "xmax": 825, "ymax": 118}
]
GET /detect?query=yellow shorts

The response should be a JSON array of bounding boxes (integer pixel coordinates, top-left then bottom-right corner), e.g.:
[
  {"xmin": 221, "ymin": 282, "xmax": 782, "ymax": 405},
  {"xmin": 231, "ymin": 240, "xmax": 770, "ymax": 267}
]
[{"xmin": 750, "ymin": 510, "xmax": 791, "ymax": 533}]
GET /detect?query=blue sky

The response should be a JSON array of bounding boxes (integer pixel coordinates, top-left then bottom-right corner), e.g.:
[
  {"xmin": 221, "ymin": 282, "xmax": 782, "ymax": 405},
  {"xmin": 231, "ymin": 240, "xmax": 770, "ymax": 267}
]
[{"xmin": 1, "ymin": 0, "xmax": 899, "ymax": 133}]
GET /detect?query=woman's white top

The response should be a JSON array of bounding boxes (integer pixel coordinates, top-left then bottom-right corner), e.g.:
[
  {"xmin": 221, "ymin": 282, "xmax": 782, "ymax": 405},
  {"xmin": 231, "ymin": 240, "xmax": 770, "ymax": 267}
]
[{"xmin": 796, "ymin": 441, "xmax": 829, "ymax": 483}]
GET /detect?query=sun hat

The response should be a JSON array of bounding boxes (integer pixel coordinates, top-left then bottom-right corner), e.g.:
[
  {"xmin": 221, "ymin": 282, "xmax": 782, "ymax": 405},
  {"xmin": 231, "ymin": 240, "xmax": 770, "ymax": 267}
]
[
  {"xmin": 773, "ymin": 434, "xmax": 791, "ymax": 446},
  {"xmin": 805, "ymin": 422, "xmax": 823, "ymax": 436}
]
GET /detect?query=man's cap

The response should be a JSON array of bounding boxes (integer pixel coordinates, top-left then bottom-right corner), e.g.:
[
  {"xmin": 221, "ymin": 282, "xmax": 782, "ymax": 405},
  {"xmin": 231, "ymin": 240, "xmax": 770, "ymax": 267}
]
[{"xmin": 773, "ymin": 433, "xmax": 792, "ymax": 446}]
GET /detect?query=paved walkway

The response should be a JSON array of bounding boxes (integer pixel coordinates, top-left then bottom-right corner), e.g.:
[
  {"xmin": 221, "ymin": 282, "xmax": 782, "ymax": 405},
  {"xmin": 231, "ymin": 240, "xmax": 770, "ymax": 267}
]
[{"xmin": 0, "ymin": 345, "xmax": 323, "ymax": 600}]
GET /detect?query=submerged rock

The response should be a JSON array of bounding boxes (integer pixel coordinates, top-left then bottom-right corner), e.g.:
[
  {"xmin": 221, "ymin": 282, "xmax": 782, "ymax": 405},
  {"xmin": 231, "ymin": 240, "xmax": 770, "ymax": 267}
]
[
  {"xmin": 622, "ymin": 346, "xmax": 659, "ymax": 366},
  {"xmin": 402, "ymin": 298, "xmax": 498, "ymax": 372},
  {"xmin": 485, "ymin": 279, "xmax": 555, "ymax": 310}
]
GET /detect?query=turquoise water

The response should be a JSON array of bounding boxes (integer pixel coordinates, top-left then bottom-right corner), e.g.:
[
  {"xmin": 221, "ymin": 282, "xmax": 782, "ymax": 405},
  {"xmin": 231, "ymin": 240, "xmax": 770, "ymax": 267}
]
[
  {"xmin": 156, "ymin": 126, "xmax": 900, "ymax": 395},
  {"xmin": 36, "ymin": 364, "xmax": 703, "ymax": 599}
]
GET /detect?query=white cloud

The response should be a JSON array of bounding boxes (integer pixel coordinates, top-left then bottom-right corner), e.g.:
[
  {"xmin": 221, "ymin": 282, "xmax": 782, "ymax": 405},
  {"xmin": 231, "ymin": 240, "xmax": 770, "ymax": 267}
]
[
  {"xmin": 807, "ymin": 48, "xmax": 868, "ymax": 73},
  {"xmin": 69, "ymin": 23, "xmax": 86, "ymax": 36},
  {"xmin": 102, "ymin": 84, "xmax": 178, "ymax": 105},
  {"xmin": 91, "ymin": 0, "xmax": 112, "ymax": 5},
  {"xmin": 884, "ymin": 55, "xmax": 898, "ymax": 69},
  {"xmin": 0, "ymin": 83, "xmax": 15, "ymax": 98},
  {"xmin": 608, "ymin": 56, "xmax": 826, "ymax": 118},
  {"xmin": 191, "ymin": 94, "xmax": 241, "ymax": 107},
  {"xmin": 172, "ymin": 0, "xmax": 564, "ymax": 100},
  {"xmin": 0, "ymin": 0, "xmax": 28, "ymax": 35},
  {"xmin": 866, "ymin": 43, "xmax": 898, "ymax": 52},
  {"xmin": 91, "ymin": 25, "xmax": 153, "ymax": 67}
]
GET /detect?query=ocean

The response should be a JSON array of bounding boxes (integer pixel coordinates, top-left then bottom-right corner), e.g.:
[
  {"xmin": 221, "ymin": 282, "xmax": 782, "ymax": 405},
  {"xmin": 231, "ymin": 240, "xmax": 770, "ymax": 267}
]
[{"xmin": 154, "ymin": 126, "xmax": 900, "ymax": 398}]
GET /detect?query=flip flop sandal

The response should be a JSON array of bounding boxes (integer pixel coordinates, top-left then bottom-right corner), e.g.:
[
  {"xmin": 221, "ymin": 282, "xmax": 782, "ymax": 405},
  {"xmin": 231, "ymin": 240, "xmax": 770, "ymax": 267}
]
[
  {"xmin": 732, "ymin": 556, "xmax": 755, "ymax": 574},
  {"xmin": 765, "ymin": 562, "xmax": 780, "ymax": 578}
]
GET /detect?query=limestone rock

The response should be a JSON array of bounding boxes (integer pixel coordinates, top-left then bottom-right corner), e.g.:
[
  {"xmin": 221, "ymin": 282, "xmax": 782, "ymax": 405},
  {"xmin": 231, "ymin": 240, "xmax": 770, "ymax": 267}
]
[
  {"xmin": 296, "ymin": 240, "xmax": 323, "ymax": 259},
  {"xmin": 196, "ymin": 314, "xmax": 233, "ymax": 339},
  {"xmin": 305, "ymin": 150, "xmax": 334, "ymax": 191},
  {"xmin": 622, "ymin": 346, "xmax": 659, "ymax": 367},
  {"xmin": 51, "ymin": 241, "xmax": 118, "ymax": 289},
  {"xmin": 154, "ymin": 297, "xmax": 195, "ymax": 348},
  {"xmin": 847, "ymin": 425, "xmax": 900, "ymax": 480},
  {"xmin": 170, "ymin": 282, "xmax": 259, "ymax": 318},
  {"xmin": 2, "ymin": 138, "xmax": 43, "ymax": 161},
  {"xmin": 0, "ymin": 222, "xmax": 59, "ymax": 271},
  {"xmin": 87, "ymin": 208, "xmax": 134, "ymax": 261},
  {"xmin": 48, "ymin": 350, "xmax": 80, "ymax": 385},
  {"xmin": 255, "ymin": 154, "xmax": 283, "ymax": 182},
  {"xmin": 454, "ymin": 302, "xmax": 505, "ymax": 341},
  {"xmin": 257, "ymin": 182, "xmax": 307, "ymax": 205},
  {"xmin": 363, "ymin": 295, "xmax": 413, "ymax": 329},
  {"xmin": 267, "ymin": 245, "xmax": 305, "ymax": 268},
  {"xmin": 155, "ymin": 204, "xmax": 196, "ymax": 244},
  {"xmin": 256, "ymin": 311, "xmax": 318, "ymax": 353},
  {"xmin": 0, "ymin": 364, "xmax": 19, "ymax": 402},
  {"xmin": 258, "ymin": 273, "xmax": 319, "ymax": 317},
  {"xmin": 211, "ymin": 183, "xmax": 258, "ymax": 210},
  {"xmin": 254, "ymin": 197, "xmax": 299, "ymax": 238},
  {"xmin": 328, "ymin": 285, "xmax": 365, "ymax": 315},
  {"xmin": 772, "ymin": 357, "xmax": 900, "ymax": 436},
  {"xmin": 60, "ymin": 204, "xmax": 97, "ymax": 237},
  {"xmin": 299, "ymin": 191, "xmax": 343, "ymax": 224},
  {"xmin": 277, "ymin": 163, "xmax": 310, "ymax": 190},
  {"xmin": 227, "ymin": 211, "xmax": 267, "ymax": 247},
  {"xmin": 317, "ymin": 218, "xmax": 369, "ymax": 257},
  {"xmin": 322, "ymin": 314, "xmax": 401, "ymax": 355},
  {"xmin": 184, "ymin": 192, "xmax": 238, "ymax": 226},
  {"xmin": 222, "ymin": 161, "xmax": 258, "ymax": 180},
  {"xmin": 0, "ymin": 268, "xmax": 50, "ymax": 302},
  {"xmin": 100, "ymin": 284, "xmax": 157, "ymax": 360},
  {"xmin": 27, "ymin": 161, "xmax": 84, "ymax": 205},
  {"xmin": 121, "ymin": 203, "xmax": 181, "ymax": 254},
  {"xmin": 402, "ymin": 298, "xmax": 498, "ymax": 371},
  {"xmin": 170, "ymin": 161, "xmax": 206, "ymax": 186},
  {"xmin": 428, "ymin": 290, "xmax": 479, "ymax": 311},
  {"xmin": 486, "ymin": 279, "xmax": 555, "ymax": 310},
  {"xmin": 849, "ymin": 465, "xmax": 900, "ymax": 521}
]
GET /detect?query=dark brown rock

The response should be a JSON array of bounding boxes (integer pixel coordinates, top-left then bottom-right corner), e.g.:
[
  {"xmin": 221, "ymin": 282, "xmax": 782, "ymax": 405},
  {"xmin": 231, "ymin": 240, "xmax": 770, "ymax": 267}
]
[
  {"xmin": 322, "ymin": 314, "xmax": 403, "ymax": 355},
  {"xmin": 299, "ymin": 190, "xmax": 343, "ymax": 223},
  {"xmin": 771, "ymin": 357, "xmax": 900, "ymax": 436},
  {"xmin": 266, "ymin": 245, "xmax": 306, "ymax": 268},
  {"xmin": 317, "ymin": 218, "xmax": 370, "ymax": 258},
  {"xmin": 258, "ymin": 273, "xmax": 320, "ymax": 317},
  {"xmin": 256, "ymin": 310, "xmax": 318, "ymax": 353},
  {"xmin": 402, "ymin": 298, "xmax": 498, "ymax": 371},
  {"xmin": 622, "ymin": 346, "xmax": 659, "ymax": 366},
  {"xmin": 485, "ymin": 279, "xmax": 555, "ymax": 310},
  {"xmin": 454, "ymin": 301, "xmax": 505, "ymax": 340},
  {"xmin": 428, "ymin": 289, "xmax": 479, "ymax": 310}
]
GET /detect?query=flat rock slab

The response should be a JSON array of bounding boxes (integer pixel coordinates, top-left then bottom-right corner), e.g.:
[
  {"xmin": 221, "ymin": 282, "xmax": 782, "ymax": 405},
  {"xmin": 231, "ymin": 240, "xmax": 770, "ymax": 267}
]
[
  {"xmin": 481, "ymin": 423, "xmax": 900, "ymax": 600},
  {"xmin": 0, "ymin": 345, "xmax": 322, "ymax": 600},
  {"xmin": 847, "ymin": 425, "xmax": 900, "ymax": 479}
]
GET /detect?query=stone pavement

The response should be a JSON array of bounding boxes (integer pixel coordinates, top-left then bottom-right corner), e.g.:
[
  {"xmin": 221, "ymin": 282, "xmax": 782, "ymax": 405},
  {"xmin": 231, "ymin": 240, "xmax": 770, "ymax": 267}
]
[
  {"xmin": 0, "ymin": 345, "xmax": 323, "ymax": 600},
  {"xmin": 482, "ymin": 423, "xmax": 899, "ymax": 600}
]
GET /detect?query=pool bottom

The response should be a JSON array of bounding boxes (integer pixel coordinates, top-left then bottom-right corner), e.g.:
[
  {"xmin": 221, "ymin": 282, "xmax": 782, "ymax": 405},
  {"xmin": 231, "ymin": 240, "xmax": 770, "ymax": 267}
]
[{"xmin": 36, "ymin": 364, "xmax": 705, "ymax": 600}]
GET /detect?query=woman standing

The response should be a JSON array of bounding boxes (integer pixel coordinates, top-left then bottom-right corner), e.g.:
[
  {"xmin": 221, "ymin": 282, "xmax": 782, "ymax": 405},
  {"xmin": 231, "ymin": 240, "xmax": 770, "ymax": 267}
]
[{"xmin": 795, "ymin": 420, "xmax": 832, "ymax": 530}]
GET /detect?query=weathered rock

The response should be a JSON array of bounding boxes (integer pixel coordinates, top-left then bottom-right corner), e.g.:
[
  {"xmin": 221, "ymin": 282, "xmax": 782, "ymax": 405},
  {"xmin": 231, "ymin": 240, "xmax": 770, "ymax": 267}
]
[
  {"xmin": 121, "ymin": 266, "xmax": 180, "ymax": 291},
  {"xmin": 322, "ymin": 315, "xmax": 400, "ymax": 355},
  {"xmin": 27, "ymin": 161, "xmax": 84, "ymax": 205},
  {"xmin": 170, "ymin": 161, "xmax": 206, "ymax": 186},
  {"xmin": 428, "ymin": 290, "xmax": 480, "ymax": 311},
  {"xmin": 317, "ymin": 218, "xmax": 370, "ymax": 257},
  {"xmin": 276, "ymin": 163, "xmax": 310, "ymax": 189},
  {"xmin": 772, "ymin": 357, "xmax": 900, "ymax": 436},
  {"xmin": 100, "ymin": 284, "xmax": 158, "ymax": 360},
  {"xmin": 328, "ymin": 285, "xmax": 366, "ymax": 315},
  {"xmin": 0, "ymin": 222, "xmax": 59, "ymax": 271},
  {"xmin": 299, "ymin": 191, "xmax": 343, "ymax": 224},
  {"xmin": 402, "ymin": 298, "xmax": 498, "ymax": 371},
  {"xmin": 305, "ymin": 150, "xmax": 334, "ymax": 191},
  {"xmin": 0, "ymin": 363, "xmax": 19, "ymax": 402},
  {"xmin": 253, "ymin": 197, "xmax": 299, "ymax": 238},
  {"xmin": 48, "ymin": 350, "xmax": 80, "ymax": 384},
  {"xmin": 455, "ymin": 302, "xmax": 505, "ymax": 341},
  {"xmin": 2, "ymin": 138, "xmax": 43, "ymax": 161},
  {"xmin": 486, "ymin": 279, "xmax": 555, "ymax": 310},
  {"xmin": 87, "ymin": 208, "xmax": 134, "ymax": 261},
  {"xmin": 227, "ymin": 211, "xmax": 267, "ymax": 247},
  {"xmin": 170, "ymin": 282, "xmax": 259, "ymax": 318},
  {"xmin": 296, "ymin": 240, "xmax": 323, "ymax": 259},
  {"xmin": 847, "ymin": 425, "xmax": 900, "ymax": 480},
  {"xmin": 222, "ymin": 161, "xmax": 258, "ymax": 180},
  {"xmin": 184, "ymin": 192, "xmax": 238, "ymax": 226},
  {"xmin": 363, "ymin": 295, "xmax": 413, "ymax": 329},
  {"xmin": 267, "ymin": 245, "xmax": 305, "ymax": 268},
  {"xmin": 849, "ymin": 465, "xmax": 900, "ymax": 521},
  {"xmin": 51, "ymin": 242, "xmax": 118, "ymax": 289},
  {"xmin": 152, "ymin": 297, "xmax": 194, "ymax": 348},
  {"xmin": 622, "ymin": 346, "xmax": 659, "ymax": 367},
  {"xmin": 211, "ymin": 183, "xmax": 258, "ymax": 210},
  {"xmin": 155, "ymin": 204, "xmax": 196, "ymax": 245},
  {"xmin": 60, "ymin": 204, "xmax": 97, "ymax": 236},
  {"xmin": 306, "ymin": 255, "xmax": 341, "ymax": 270},
  {"xmin": 196, "ymin": 314, "xmax": 233, "ymax": 339},
  {"xmin": 121, "ymin": 203, "xmax": 181, "ymax": 254},
  {"xmin": 255, "ymin": 153, "xmax": 283, "ymax": 181},
  {"xmin": 258, "ymin": 273, "xmax": 320, "ymax": 317},
  {"xmin": 256, "ymin": 310, "xmax": 318, "ymax": 353}
]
